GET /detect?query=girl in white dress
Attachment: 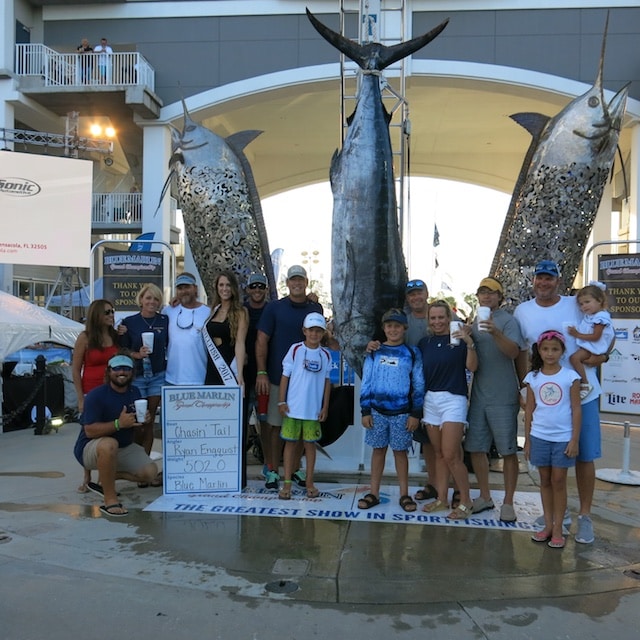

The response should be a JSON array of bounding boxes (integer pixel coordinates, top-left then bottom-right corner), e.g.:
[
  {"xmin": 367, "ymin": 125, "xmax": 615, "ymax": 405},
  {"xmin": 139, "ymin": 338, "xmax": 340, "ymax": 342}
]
[{"xmin": 567, "ymin": 282, "xmax": 613, "ymax": 399}]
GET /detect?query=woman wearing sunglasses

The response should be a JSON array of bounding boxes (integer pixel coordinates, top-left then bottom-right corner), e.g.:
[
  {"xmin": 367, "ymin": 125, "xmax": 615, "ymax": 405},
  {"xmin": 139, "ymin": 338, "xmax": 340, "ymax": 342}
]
[{"xmin": 72, "ymin": 299, "xmax": 119, "ymax": 491}]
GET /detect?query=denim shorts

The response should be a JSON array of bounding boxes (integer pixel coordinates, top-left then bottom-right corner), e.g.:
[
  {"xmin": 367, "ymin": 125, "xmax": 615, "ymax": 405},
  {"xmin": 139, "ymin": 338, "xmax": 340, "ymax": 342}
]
[
  {"xmin": 529, "ymin": 435, "xmax": 576, "ymax": 469},
  {"xmin": 132, "ymin": 370, "xmax": 166, "ymax": 397}
]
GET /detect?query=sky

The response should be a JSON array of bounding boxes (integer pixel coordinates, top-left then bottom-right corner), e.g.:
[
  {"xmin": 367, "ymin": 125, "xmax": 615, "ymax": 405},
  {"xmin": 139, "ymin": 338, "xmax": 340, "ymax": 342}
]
[{"xmin": 262, "ymin": 177, "xmax": 511, "ymax": 305}]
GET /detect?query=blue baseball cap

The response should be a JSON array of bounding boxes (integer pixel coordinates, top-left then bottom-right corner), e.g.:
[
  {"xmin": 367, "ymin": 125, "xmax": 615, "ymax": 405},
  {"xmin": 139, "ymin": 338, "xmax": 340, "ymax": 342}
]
[
  {"xmin": 108, "ymin": 354, "xmax": 134, "ymax": 369},
  {"xmin": 534, "ymin": 260, "xmax": 561, "ymax": 277},
  {"xmin": 382, "ymin": 309, "xmax": 408, "ymax": 326},
  {"xmin": 175, "ymin": 273, "xmax": 197, "ymax": 286}
]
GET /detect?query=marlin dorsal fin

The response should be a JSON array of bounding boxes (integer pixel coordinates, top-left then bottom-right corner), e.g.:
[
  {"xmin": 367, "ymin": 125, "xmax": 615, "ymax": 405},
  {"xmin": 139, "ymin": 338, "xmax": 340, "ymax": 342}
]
[
  {"xmin": 510, "ymin": 112, "xmax": 550, "ymax": 141},
  {"xmin": 226, "ymin": 130, "xmax": 263, "ymax": 155}
]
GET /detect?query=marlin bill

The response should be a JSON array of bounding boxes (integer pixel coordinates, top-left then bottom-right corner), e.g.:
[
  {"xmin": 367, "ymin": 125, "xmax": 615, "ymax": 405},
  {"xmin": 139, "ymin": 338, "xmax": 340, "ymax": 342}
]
[{"xmin": 306, "ymin": 9, "xmax": 448, "ymax": 376}]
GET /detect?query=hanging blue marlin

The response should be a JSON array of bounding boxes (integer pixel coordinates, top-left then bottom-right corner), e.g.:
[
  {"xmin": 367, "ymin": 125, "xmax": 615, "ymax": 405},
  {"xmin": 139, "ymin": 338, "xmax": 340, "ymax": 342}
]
[
  {"xmin": 491, "ymin": 15, "xmax": 628, "ymax": 306},
  {"xmin": 161, "ymin": 101, "xmax": 277, "ymax": 299},
  {"xmin": 306, "ymin": 9, "xmax": 448, "ymax": 376}
]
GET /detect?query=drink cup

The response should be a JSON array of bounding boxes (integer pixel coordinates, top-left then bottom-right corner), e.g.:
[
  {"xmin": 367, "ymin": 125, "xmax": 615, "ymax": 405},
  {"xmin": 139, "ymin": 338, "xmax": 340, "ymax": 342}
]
[
  {"xmin": 477, "ymin": 306, "xmax": 491, "ymax": 331},
  {"xmin": 257, "ymin": 392, "xmax": 269, "ymax": 419},
  {"xmin": 134, "ymin": 398, "xmax": 148, "ymax": 423},
  {"xmin": 450, "ymin": 320, "xmax": 463, "ymax": 346},
  {"xmin": 141, "ymin": 332, "xmax": 154, "ymax": 353}
]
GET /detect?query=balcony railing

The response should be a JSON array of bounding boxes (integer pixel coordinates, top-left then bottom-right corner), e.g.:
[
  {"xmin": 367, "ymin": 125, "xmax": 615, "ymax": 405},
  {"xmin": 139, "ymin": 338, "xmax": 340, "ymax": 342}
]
[
  {"xmin": 15, "ymin": 44, "xmax": 155, "ymax": 90},
  {"xmin": 92, "ymin": 193, "xmax": 177, "ymax": 229}
]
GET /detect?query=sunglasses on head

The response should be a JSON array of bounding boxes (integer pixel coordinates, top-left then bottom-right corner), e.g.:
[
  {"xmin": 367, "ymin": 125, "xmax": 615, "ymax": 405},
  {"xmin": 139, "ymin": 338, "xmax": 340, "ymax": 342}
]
[
  {"xmin": 104, "ymin": 309, "xmax": 115, "ymax": 315},
  {"xmin": 406, "ymin": 279, "xmax": 426, "ymax": 290},
  {"xmin": 111, "ymin": 366, "xmax": 132, "ymax": 372},
  {"xmin": 248, "ymin": 283, "xmax": 266, "ymax": 290}
]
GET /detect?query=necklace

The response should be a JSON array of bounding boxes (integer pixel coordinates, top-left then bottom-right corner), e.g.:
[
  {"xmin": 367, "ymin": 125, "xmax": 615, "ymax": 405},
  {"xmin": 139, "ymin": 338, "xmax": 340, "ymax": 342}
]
[{"xmin": 141, "ymin": 314, "xmax": 157, "ymax": 330}]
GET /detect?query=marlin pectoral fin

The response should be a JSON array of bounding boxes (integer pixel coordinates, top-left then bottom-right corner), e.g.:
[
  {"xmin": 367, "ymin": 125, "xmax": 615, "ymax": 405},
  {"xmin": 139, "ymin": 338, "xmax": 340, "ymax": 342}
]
[
  {"xmin": 510, "ymin": 112, "xmax": 550, "ymax": 141},
  {"xmin": 226, "ymin": 130, "xmax": 263, "ymax": 155}
]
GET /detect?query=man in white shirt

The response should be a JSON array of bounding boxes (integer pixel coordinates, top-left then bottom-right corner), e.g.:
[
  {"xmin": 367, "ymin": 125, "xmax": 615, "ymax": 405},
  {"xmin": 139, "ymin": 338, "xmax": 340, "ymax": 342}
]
[
  {"xmin": 164, "ymin": 273, "xmax": 210, "ymax": 385},
  {"xmin": 94, "ymin": 37, "xmax": 113, "ymax": 83}
]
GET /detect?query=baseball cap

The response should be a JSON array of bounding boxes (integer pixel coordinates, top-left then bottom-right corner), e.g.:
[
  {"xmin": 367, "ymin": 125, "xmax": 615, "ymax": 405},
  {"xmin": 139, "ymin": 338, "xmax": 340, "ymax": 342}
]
[
  {"xmin": 175, "ymin": 273, "xmax": 197, "ymax": 286},
  {"xmin": 287, "ymin": 265, "xmax": 307, "ymax": 279},
  {"xmin": 476, "ymin": 277, "xmax": 503, "ymax": 294},
  {"xmin": 108, "ymin": 354, "xmax": 134, "ymax": 369},
  {"xmin": 247, "ymin": 273, "xmax": 267, "ymax": 287},
  {"xmin": 406, "ymin": 279, "xmax": 428, "ymax": 292},
  {"xmin": 533, "ymin": 260, "xmax": 560, "ymax": 277},
  {"xmin": 382, "ymin": 309, "xmax": 408, "ymax": 326},
  {"xmin": 303, "ymin": 312, "xmax": 326, "ymax": 329}
]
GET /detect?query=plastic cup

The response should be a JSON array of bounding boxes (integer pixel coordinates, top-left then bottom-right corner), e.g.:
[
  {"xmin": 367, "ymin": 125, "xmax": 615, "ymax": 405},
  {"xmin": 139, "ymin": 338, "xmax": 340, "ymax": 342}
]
[
  {"xmin": 477, "ymin": 306, "xmax": 491, "ymax": 331},
  {"xmin": 134, "ymin": 398, "xmax": 148, "ymax": 423},
  {"xmin": 450, "ymin": 321, "xmax": 463, "ymax": 346},
  {"xmin": 141, "ymin": 332, "xmax": 154, "ymax": 353}
]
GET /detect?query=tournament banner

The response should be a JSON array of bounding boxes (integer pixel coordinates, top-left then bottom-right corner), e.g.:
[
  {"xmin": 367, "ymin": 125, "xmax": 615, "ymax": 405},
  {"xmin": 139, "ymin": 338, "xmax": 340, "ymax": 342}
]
[
  {"xmin": 162, "ymin": 385, "xmax": 243, "ymax": 494},
  {"xmin": 598, "ymin": 253, "xmax": 640, "ymax": 416},
  {"xmin": 102, "ymin": 248, "xmax": 163, "ymax": 311},
  {"xmin": 0, "ymin": 152, "xmax": 92, "ymax": 267}
]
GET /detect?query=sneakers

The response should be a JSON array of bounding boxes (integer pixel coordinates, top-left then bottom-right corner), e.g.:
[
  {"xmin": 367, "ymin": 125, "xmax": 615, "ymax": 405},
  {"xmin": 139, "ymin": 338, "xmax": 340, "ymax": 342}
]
[
  {"xmin": 534, "ymin": 508, "xmax": 571, "ymax": 536},
  {"xmin": 292, "ymin": 469, "xmax": 306, "ymax": 487},
  {"xmin": 265, "ymin": 470, "xmax": 280, "ymax": 490},
  {"xmin": 500, "ymin": 503, "xmax": 517, "ymax": 523},
  {"xmin": 471, "ymin": 496, "xmax": 495, "ymax": 514},
  {"xmin": 575, "ymin": 514, "xmax": 595, "ymax": 544}
]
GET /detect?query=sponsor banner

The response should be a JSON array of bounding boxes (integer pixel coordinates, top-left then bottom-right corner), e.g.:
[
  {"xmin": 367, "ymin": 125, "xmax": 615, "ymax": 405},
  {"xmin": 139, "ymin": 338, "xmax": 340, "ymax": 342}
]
[
  {"xmin": 102, "ymin": 248, "xmax": 163, "ymax": 311},
  {"xmin": 0, "ymin": 152, "xmax": 92, "ymax": 267},
  {"xmin": 599, "ymin": 254, "xmax": 640, "ymax": 415},
  {"xmin": 145, "ymin": 482, "xmax": 543, "ymax": 531}
]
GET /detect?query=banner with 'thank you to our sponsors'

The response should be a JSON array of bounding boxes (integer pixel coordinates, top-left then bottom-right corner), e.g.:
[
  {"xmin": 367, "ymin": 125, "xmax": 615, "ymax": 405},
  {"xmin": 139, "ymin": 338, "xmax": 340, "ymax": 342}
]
[{"xmin": 599, "ymin": 253, "xmax": 640, "ymax": 416}]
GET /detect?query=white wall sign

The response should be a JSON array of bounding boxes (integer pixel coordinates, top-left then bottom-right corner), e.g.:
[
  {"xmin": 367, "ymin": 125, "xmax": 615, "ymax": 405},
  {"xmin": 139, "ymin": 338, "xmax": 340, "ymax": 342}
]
[
  {"xmin": 162, "ymin": 385, "xmax": 243, "ymax": 494},
  {"xmin": 599, "ymin": 254, "xmax": 640, "ymax": 416},
  {"xmin": 0, "ymin": 152, "xmax": 92, "ymax": 267}
]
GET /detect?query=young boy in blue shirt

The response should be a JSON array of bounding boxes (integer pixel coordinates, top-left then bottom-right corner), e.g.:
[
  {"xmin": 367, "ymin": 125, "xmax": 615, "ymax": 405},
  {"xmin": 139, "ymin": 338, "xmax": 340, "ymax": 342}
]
[{"xmin": 359, "ymin": 309, "xmax": 425, "ymax": 512}]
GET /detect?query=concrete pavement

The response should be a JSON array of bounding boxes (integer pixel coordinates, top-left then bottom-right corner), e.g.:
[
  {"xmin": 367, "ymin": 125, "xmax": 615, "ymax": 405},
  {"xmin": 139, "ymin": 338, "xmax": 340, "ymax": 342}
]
[{"xmin": 1, "ymin": 416, "xmax": 639, "ymax": 639}]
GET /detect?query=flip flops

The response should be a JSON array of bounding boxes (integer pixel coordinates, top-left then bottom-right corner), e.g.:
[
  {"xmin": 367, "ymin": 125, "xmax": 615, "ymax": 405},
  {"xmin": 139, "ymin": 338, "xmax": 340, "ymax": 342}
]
[
  {"xmin": 306, "ymin": 487, "xmax": 320, "ymax": 498},
  {"xmin": 99, "ymin": 503, "xmax": 128, "ymax": 517}
]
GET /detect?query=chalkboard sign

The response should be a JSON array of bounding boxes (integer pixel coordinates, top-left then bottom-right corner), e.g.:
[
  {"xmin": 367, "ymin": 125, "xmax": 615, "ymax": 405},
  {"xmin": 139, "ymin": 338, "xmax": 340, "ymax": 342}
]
[{"xmin": 162, "ymin": 385, "xmax": 242, "ymax": 494}]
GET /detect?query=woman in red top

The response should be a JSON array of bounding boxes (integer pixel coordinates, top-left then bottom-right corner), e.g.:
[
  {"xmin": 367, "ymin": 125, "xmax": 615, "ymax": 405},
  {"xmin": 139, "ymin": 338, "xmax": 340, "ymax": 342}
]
[{"xmin": 72, "ymin": 299, "xmax": 119, "ymax": 491}]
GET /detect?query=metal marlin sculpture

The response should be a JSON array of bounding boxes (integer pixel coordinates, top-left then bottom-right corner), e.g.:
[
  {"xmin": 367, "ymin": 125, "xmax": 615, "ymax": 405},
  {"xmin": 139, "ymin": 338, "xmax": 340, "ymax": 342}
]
[
  {"xmin": 491, "ymin": 16, "xmax": 628, "ymax": 307},
  {"xmin": 164, "ymin": 101, "xmax": 277, "ymax": 299},
  {"xmin": 307, "ymin": 9, "xmax": 448, "ymax": 376}
]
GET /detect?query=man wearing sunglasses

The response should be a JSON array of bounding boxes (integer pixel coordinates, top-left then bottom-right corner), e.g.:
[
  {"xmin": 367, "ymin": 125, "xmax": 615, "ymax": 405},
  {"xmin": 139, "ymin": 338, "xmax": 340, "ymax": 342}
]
[
  {"xmin": 73, "ymin": 353, "xmax": 158, "ymax": 517},
  {"xmin": 164, "ymin": 272, "xmax": 210, "ymax": 386},
  {"xmin": 243, "ymin": 273, "xmax": 271, "ymax": 475}
]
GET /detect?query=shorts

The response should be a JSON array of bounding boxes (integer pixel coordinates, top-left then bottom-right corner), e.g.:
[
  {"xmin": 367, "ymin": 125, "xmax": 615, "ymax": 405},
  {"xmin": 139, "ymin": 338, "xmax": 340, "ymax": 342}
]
[
  {"xmin": 82, "ymin": 439, "xmax": 152, "ymax": 473},
  {"xmin": 529, "ymin": 435, "xmax": 576, "ymax": 469},
  {"xmin": 132, "ymin": 370, "xmax": 166, "ymax": 397},
  {"xmin": 266, "ymin": 383, "xmax": 283, "ymax": 427},
  {"xmin": 423, "ymin": 391, "xmax": 468, "ymax": 426},
  {"xmin": 280, "ymin": 417, "xmax": 322, "ymax": 442},
  {"xmin": 465, "ymin": 402, "xmax": 519, "ymax": 455},
  {"xmin": 577, "ymin": 398, "xmax": 601, "ymax": 462},
  {"xmin": 364, "ymin": 410, "xmax": 413, "ymax": 451}
]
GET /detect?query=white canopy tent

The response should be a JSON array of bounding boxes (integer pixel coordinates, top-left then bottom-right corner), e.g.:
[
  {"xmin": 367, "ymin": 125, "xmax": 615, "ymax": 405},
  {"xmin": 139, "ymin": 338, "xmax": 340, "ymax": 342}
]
[{"xmin": 0, "ymin": 290, "xmax": 83, "ymax": 361}]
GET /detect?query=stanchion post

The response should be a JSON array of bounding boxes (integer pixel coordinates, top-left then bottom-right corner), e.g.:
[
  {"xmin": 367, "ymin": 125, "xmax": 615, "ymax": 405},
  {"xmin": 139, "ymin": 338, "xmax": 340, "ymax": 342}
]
[{"xmin": 34, "ymin": 355, "xmax": 47, "ymax": 435}]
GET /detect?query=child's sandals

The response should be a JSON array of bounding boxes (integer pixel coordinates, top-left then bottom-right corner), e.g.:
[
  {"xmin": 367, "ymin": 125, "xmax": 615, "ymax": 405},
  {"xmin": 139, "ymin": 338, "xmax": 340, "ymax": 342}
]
[{"xmin": 279, "ymin": 481, "xmax": 292, "ymax": 500}]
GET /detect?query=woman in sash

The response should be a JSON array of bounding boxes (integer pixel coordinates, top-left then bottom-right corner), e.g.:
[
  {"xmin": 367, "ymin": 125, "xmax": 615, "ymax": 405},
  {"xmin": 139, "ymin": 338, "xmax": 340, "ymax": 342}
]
[{"xmin": 204, "ymin": 271, "xmax": 248, "ymax": 388}]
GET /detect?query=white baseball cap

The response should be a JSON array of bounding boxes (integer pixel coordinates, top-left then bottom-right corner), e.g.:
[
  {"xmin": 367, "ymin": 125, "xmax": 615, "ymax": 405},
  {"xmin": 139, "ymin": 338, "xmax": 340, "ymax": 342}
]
[{"xmin": 303, "ymin": 312, "xmax": 326, "ymax": 330}]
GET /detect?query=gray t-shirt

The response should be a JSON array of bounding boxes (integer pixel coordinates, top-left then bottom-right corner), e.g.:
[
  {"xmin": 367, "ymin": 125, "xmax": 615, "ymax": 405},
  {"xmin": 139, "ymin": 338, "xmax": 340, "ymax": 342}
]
[
  {"xmin": 405, "ymin": 313, "xmax": 429, "ymax": 346},
  {"xmin": 469, "ymin": 307, "xmax": 523, "ymax": 405}
]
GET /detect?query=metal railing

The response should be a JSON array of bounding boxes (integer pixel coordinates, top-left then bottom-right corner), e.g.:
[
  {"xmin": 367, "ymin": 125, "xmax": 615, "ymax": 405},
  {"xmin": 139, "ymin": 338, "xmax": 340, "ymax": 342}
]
[
  {"xmin": 91, "ymin": 193, "xmax": 177, "ymax": 228},
  {"xmin": 15, "ymin": 44, "xmax": 155, "ymax": 91}
]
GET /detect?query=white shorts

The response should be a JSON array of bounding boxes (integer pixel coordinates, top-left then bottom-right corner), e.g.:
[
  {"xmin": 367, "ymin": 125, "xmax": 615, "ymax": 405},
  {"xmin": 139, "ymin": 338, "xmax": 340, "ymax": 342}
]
[{"xmin": 423, "ymin": 390, "xmax": 468, "ymax": 426}]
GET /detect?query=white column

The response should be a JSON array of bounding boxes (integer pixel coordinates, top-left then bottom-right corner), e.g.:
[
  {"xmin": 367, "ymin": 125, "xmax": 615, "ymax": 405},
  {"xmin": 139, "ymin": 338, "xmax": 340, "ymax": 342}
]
[
  {"xmin": 141, "ymin": 123, "xmax": 173, "ymax": 298},
  {"xmin": 629, "ymin": 124, "xmax": 640, "ymax": 253}
]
